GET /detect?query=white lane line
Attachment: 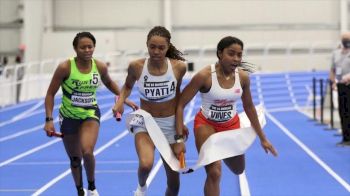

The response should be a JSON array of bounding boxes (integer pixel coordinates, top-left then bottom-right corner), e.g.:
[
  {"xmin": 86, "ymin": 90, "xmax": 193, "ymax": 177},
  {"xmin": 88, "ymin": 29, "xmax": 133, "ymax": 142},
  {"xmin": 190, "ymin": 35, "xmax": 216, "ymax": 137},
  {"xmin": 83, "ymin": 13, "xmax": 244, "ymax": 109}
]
[
  {"xmin": 0, "ymin": 139, "xmax": 61, "ymax": 167},
  {"xmin": 146, "ymin": 159, "xmax": 163, "ymax": 187},
  {"xmin": 0, "ymin": 100, "xmax": 38, "ymax": 113},
  {"xmin": 239, "ymin": 171, "xmax": 251, "ymax": 196},
  {"xmin": 266, "ymin": 106, "xmax": 299, "ymax": 113},
  {"xmin": 32, "ymin": 170, "xmax": 71, "ymax": 196},
  {"xmin": 9, "ymin": 160, "xmax": 139, "ymax": 165},
  {"xmin": 11, "ymin": 160, "xmax": 201, "ymax": 166},
  {"xmin": 0, "ymin": 118, "xmax": 58, "ymax": 142},
  {"xmin": 0, "ymin": 92, "xmax": 132, "ymax": 128},
  {"xmin": 0, "ymin": 100, "xmax": 45, "ymax": 127},
  {"xmin": 0, "ymin": 189, "xmax": 37, "ymax": 192},
  {"xmin": 31, "ymin": 130, "xmax": 129, "ymax": 196},
  {"xmin": 0, "ymin": 103, "xmax": 133, "ymax": 143},
  {"xmin": 266, "ymin": 112, "xmax": 350, "ymax": 192},
  {"xmin": 95, "ymin": 170, "xmax": 137, "ymax": 173},
  {"xmin": 0, "ymin": 107, "xmax": 123, "ymax": 168},
  {"xmin": 12, "ymin": 100, "xmax": 45, "ymax": 121},
  {"xmin": 100, "ymin": 109, "xmax": 112, "ymax": 121},
  {"xmin": 32, "ymin": 95, "xmax": 193, "ymax": 194}
]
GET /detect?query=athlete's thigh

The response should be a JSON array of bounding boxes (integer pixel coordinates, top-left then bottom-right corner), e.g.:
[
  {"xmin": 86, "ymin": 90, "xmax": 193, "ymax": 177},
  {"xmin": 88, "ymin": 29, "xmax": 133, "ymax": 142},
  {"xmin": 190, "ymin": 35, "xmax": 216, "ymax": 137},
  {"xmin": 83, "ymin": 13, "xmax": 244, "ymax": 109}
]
[
  {"xmin": 194, "ymin": 125, "xmax": 216, "ymax": 152},
  {"xmin": 134, "ymin": 132, "xmax": 155, "ymax": 160},
  {"xmin": 79, "ymin": 119, "xmax": 99, "ymax": 149},
  {"xmin": 63, "ymin": 133, "xmax": 82, "ymax": 156},
  {"xmin": 223, "ymin": 154, "xmax": 245, "ymax": 174}
]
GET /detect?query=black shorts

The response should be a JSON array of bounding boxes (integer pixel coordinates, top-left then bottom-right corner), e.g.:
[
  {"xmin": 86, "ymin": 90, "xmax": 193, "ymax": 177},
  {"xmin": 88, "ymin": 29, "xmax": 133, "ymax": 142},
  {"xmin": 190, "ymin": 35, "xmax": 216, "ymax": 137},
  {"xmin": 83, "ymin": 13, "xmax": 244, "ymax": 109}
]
[{"xmin": 59, "ymin": 108, "xmax": 100, "ymax": 135}]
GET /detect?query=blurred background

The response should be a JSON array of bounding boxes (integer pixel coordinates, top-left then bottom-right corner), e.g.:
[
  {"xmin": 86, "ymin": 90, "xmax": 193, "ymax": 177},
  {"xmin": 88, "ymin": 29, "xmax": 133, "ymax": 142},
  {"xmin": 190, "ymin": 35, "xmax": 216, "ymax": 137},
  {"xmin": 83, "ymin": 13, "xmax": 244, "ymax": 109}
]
[
  {"xmin": 0, "ymin": 2, "xmax": 349, "ymax": 195},
  {"xmin": 0, "ymin": 0, "xmax": 348, "ymax": 107}
]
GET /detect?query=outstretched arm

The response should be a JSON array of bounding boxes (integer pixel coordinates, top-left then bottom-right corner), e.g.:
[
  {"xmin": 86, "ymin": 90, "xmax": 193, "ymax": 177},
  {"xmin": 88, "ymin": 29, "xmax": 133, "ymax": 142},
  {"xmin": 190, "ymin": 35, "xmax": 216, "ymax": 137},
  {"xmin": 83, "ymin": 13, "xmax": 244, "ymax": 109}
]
[
  {"xmin": 97, "ymin": 60, "xmax": 121, "ymax": 95},
  {"xmin": 174, "ymin": 69, "xmax": 208, "ymax": 157},
  {"xmin": 97, "ymin": 60, "xmax": 138, "ymax": 112},
  {"xmin": 112, "ymin": 62, "xmax": 138, "ymax": 116},
  {"xmin": 240, "ymin": 71, "xmax": 278, "ymax": 156}
]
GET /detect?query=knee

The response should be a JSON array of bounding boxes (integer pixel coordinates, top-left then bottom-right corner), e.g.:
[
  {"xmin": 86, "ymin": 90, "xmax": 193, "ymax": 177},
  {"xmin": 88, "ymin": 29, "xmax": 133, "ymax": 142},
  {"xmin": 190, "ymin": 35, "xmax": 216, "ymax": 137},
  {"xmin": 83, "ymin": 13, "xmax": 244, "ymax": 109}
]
[
  {"xmin": 207, "ymin": 166, "xmax": 221, "ymax": 182},
  {"xmin": 69, "ymin": 156, "xmax": 82, "ymax": 168},
  {"xmin": 82, "ymin": 150, "xmax": 94, "ymax": 159},
  {"xmin": 138, "ymin": 159, "xmax": 153, "ymax": 174}
]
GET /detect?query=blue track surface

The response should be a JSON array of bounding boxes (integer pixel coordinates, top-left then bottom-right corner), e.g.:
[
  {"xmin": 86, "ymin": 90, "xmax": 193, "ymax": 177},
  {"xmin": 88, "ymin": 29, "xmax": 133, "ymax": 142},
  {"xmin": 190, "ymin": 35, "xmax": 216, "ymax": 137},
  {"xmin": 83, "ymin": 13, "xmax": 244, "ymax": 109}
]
[{"xmin": 0, "ymin": 71, "xmax": 349, "ymax": 196}]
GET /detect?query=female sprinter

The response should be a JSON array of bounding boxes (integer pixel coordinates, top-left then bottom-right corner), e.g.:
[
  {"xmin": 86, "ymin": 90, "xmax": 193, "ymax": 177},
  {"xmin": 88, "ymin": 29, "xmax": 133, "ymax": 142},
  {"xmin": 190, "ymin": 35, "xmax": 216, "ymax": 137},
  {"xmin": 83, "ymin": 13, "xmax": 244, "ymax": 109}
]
[
  {"xmin": 44, "ymin": 32, "xmax": 137, "ymax": 196},
  {"xmin": 175, "ymin": 36, "xmax": 277, "ymax": 196},
  {"xmin": 112, "ymin": 26, "xmax": 187, "ymax": 196}
]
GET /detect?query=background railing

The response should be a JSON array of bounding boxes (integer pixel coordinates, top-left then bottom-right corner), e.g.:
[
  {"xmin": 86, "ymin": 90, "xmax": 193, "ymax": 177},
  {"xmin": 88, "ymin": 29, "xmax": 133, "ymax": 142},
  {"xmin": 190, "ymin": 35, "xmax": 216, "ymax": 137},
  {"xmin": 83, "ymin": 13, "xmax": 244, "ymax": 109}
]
[{"xmin": 0, "ymin": 41, "xmax": 336, "ymax": 108}]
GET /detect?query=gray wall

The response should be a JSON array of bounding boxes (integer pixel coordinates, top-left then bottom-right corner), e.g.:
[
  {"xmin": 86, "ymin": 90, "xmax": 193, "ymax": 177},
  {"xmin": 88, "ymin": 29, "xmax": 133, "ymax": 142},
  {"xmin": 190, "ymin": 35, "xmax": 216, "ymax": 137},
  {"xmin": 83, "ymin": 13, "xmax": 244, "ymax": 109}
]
[
  {"xmin": 0, "ymin": 0, "xmax": 346, "ymax": 67},
  {"xmin": 0, "ymin": 0, "xmax": 21, "ymax": 61}
]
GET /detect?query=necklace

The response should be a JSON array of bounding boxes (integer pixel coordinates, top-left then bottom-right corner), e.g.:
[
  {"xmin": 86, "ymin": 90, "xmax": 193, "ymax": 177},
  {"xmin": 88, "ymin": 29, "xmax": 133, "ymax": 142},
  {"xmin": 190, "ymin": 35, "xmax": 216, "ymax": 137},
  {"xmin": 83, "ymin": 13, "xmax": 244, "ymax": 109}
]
[{"xmin": 221, "ymin": 68, "xmax": 232, "ymax": 80}]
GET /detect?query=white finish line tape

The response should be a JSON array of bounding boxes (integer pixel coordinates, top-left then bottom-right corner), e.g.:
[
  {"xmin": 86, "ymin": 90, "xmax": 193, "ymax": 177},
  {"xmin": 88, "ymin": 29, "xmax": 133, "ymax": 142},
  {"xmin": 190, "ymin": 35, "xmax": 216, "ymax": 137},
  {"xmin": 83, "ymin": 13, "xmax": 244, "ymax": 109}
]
[{"xmin": 126, "ymin": 105, "xmax": 266, "ymax": 173}]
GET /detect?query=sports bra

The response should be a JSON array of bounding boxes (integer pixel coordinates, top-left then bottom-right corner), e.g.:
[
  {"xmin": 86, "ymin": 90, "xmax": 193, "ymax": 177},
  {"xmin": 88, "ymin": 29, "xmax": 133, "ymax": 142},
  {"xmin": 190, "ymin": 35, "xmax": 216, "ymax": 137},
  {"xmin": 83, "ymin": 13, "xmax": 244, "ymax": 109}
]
[
  {"xmin": 200, "ymin": 64, "xmax": 243, "ymax": 122},
  {"xmin": 137, "ymin": 58, "xmax": 177, "ymax": 102}
]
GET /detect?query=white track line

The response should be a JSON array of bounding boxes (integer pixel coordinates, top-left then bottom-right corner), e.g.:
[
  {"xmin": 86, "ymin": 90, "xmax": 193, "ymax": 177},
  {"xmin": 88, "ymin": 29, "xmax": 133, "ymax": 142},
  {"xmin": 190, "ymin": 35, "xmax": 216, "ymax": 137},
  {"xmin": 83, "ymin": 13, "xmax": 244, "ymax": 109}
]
[
  {"xmin": 12, "ymin": 100, "xmax": 44, "ymax": 121},
  {"xmin": 0, "ymin": 139, "xmax": 61, "ymax": 167},
  {"xmin": 0, "ymin": 107, "xmax": 121, "ymax": 169},
  {"xmin": 146, "ymin": 159, "xmax": 163, "ymax": 187},
  {"xmin": 0, "ymin": 118, "xmax": 58, "ymax": 142},
  {"xmin": 0, "ymin": 93, "xmax": 122, "ymax": 128},
  {"xmin": 31, "ymin": 130, "xmax": 129, "ymax": 196},
  {"xmin": 9, "ymin": 160, "xmax": 139, "ymax": 165},
  {"xmin": 0, "ymin": 103, "xmax": 129, "ymax": 142},
  {"xmin": 239, "ymin": 171, "xmax": 251, "ymax": 196},
  {"xmin": 0, "ymin": 189, "xmax": 37, "ymax": 192},
  {"xmin": 266, "ymin": 112, "xmax": 350, "ymax": 192},
  {"xmin": 0, "ymin": 100, "xmax": 44, "ymax": 127},
  {"xmin": 0, "ymin": 100, "xmax": 38, "ymax": 113},
  {"xmin": 95, "ymin": 170, "xmax": 136, "ymax": 173}
]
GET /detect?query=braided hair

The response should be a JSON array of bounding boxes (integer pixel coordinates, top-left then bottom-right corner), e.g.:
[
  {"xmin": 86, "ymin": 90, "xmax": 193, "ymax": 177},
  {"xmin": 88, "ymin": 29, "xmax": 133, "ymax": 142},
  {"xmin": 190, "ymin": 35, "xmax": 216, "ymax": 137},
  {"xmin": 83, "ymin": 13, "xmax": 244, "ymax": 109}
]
[{"xmin": 147, "ymin": 26, "xmax": 185, "ymax": 61}]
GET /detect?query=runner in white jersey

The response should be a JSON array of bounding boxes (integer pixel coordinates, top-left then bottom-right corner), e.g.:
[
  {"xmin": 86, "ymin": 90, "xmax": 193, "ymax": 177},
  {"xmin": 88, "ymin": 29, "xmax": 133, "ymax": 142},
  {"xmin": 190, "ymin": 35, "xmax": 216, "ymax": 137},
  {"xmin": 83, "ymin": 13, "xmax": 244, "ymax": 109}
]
[
  {"xmin": 175, "ymin": 36, "xmax": 277, "ymax": 196},
  {"xmin": 113, "ymin": 26, "xmax": 187, "ymax": 196},
  {"xmin": 200, "ymin": 64, "xmax": 242, "ymax": 124}
]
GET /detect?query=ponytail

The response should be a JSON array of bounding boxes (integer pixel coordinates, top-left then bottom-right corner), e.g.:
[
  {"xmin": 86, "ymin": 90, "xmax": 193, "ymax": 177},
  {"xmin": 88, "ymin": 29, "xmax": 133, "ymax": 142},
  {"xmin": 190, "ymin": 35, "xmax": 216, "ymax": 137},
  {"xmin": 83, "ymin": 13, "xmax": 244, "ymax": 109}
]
[
  {"xmin": 147, "ymin": 26, "xmax": 186, "ymax": 61},
  {"xmin": 166, "ymin": 43, "xmax": 185, "ymax": 61}
]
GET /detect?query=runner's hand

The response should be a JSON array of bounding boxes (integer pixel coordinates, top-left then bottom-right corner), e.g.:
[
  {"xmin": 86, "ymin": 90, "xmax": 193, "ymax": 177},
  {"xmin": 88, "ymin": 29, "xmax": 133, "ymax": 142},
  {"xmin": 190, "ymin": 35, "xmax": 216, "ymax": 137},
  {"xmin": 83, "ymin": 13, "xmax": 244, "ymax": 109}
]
[
  {"xmin": 260, "ymin": 139, "xmax": 278, "ymax": 156},
  {"xmin": 44, "ymin": 121, "xmax": 55, "ymax": 137},
  {"xmin": 125, "ymin": 99, "xmax": 139, "ymax": 111}
]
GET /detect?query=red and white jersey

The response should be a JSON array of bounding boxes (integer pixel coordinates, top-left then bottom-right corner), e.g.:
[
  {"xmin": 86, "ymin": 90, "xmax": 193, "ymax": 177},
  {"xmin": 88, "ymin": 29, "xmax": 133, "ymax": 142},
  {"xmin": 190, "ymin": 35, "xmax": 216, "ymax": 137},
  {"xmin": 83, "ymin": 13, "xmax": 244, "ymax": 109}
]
[{"xmin": 200, "ymin": 64, "xmax": 243, "ymax": 122}]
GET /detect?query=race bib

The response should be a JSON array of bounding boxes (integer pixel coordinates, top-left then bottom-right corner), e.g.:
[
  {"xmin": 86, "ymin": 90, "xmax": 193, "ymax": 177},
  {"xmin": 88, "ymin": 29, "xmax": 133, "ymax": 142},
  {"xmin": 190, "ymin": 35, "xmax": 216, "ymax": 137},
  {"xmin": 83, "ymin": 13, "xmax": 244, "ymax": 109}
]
[
  {"xmin": 129, "ymin": 114, "xmax": 145, "ymax": 127},
  {"xmin": 71, "ymin": 92, "xmax": 95, "ymax": 107},
  {"xmin": 208, "ymin": 105, "xmax": 233, "ymax": 122}
]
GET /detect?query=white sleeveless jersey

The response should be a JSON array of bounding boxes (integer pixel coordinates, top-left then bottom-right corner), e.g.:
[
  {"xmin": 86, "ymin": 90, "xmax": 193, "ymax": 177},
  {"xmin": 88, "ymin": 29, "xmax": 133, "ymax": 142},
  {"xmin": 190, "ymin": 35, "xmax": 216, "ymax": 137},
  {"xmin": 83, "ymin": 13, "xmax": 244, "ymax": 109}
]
[
  {"xmin": 137, "ymin": 58, "xmax": 177, "ymax": 102},
  {"xmin": 200, "ymin": 64, "xmax": 243, "ymax": 122}
]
